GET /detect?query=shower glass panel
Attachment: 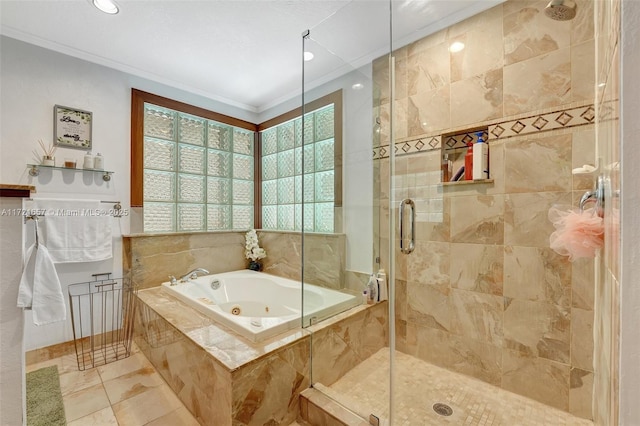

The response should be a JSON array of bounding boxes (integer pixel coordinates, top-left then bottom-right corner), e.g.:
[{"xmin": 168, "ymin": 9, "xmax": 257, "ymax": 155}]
[{"xmin": 301, "ymin": 0, "xmax": 392, "ymax": 420}]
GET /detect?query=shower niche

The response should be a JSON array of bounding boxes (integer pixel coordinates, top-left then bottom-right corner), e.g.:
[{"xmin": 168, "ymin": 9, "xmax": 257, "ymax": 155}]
[{"xmin": 440, "ymin": 127, "xmax": 493, "ymax": 185}]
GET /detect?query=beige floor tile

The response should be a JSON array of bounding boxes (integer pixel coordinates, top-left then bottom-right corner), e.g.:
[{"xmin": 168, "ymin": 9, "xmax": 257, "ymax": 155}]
[
  {"xmin": 97, "ymin": 352, "xmax": 153, "ymax": 382},
  {"xmin": 112, "ymin": 385, "xmax": 184, "ymax": 426},
  {"xmin": 145, "ymin": 406, "xmax": 200, "ymax": 426},
  {"xmin": 328, "ymin": 349, "xmax": 593, "ymax": 426},
  {"xmin": 59, "ymin": 368, "xmax": 102, "ymax": 396},
  {"xmin": 67, "ymin": 406, "xmax": 119, "ymax": 426},
  {"xmin": 63, "ymin": 383, "xmax": 111, "ymax": 423},
  {"xmin": 102, "ymin": 366, "xmax": 166, "ymax": 405}
]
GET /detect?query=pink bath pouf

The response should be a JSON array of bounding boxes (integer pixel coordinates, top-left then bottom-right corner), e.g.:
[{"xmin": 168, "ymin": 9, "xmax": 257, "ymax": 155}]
[{"xmin": 548, "ymin": 206, "xmax": 604, "ymax": 261}]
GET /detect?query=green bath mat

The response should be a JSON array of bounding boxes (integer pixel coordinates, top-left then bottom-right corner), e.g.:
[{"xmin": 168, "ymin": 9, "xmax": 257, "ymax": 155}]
[{"xmin": 26, "ymin": 365, "xmax": 66, "ymax": 426}]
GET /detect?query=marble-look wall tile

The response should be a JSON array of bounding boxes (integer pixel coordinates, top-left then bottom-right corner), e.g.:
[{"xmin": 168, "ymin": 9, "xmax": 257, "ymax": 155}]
[
  {"xmin": 311, "ymin": 303, "xmax": 388, "ymax": 386},
  {"xmin": 407, "ymin": 281, "xmax": 450, "ymax": 332},
  {"xmin": 504, "ymin": 298, "xmax": 570, "ymax": 363},
  {"xmin": 450, "ymin": 25, "xmax": 503, "ymax": 83},
  {"xmin": 571, "ymin": 307, "xmax": 594, "ymax": 372},
  {"xmin": 503, "ymin": 246, "xmax": 572, "ymax": 307},
  {"xmin": 505, "ymin": 192, "xmax": 573, "ymax": 247},
  {"xmin": 404, "ymin": 323, "xmax": 454, "ymax": 368},
  {"xmin": 572, "ymin": 39, "xmax": 596, "ymax": 102},
  {"xmin": 407, "ymin": 86, "xmax": 451, "ymax": 136},
  {"xmin": 405, "ymin": 241, "xmax": 449, "ymax": 287},
  {"xmin": 503, "ymin": 48, "xmax": 571, "ymax": 116},
  {"xmin": 231, "ymin": 340, "xmax": 310, "ymax": 426},
  {"xmin": 503, "ymin": 0, "xmax": 571, "ymax": 65},
  {"xmin": 449, "ymin": 334, "xmax": 502, "ymax": 386},
  {"xmin": 502, "ymin": 349, "xmax": 570, "ymax": 411},
  {"xmin": 407, "ymin": 42, "xmax": 449, "ymax": 95},
  {"xmin": 572, "ymin": 257, "xmax": 595, "ymax": 310},
  {"xmin": 503, "ymin": 133, "xmax": 572, "ymax": 193},
  {"xmin": 450, "ymin": 195, "xmax": 504, "ymax": 244},
  {"xmin": 125, "ymin": 232, "xmax": 246, "ymax": 289},
  {"xmin": 450, "ymin": 289, "xmax": 503, "ymax": 345},
  {"xmin": 570, "ymin": 368, "xmax": 594, "ymax": 420},
  {"xmin": 450, "ymin": 68, "xmax": 503, "ymax": 128},
  {"xmin": 258, "ymin": 231, "xmax": 345, "ymax": 290},
  {"xmin": 450, "ymin": 243, "xmax": 503, "ymax": 295},
  {"xmin": 571, "ymin": 126, "xmax": 597, "ymax": 191},
  {"xmin": 572, "ymin": 0, "xmax": 595, "ymax": 45},
  {"xmin": 395, "ymin": 279, "xmax": 407, "ymax": 322}
]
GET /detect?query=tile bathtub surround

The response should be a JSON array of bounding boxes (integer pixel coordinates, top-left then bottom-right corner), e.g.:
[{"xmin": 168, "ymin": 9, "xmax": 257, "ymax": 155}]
[
  {"xmin": 372, "ymin": 0, "xmax": 599, "ymax": 418},
  {"xmin": 135, "ymin": 287, "xmax": 385, "ymax": 425},
  {"xmin": 123, "ymin": 230, "xmax": 346, "ymax": 290}
]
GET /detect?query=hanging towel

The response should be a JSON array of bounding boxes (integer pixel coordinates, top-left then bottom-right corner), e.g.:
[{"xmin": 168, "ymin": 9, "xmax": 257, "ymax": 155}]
[
  {"xmin": 17, "ymin": 220, "xmax": 66, "ymax": 325},
  {"xmin": 31, "ymin": 199, "xmax": 112, "ymax": 263}
]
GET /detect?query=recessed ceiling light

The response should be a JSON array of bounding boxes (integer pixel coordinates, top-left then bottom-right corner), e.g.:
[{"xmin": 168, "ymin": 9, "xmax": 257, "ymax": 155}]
[
  {"xmin": 93, "ymin": 0, "xmax": 119, "ymax": 15},
  {"xmin": 304, "ymin": 51, "xmax": 314, "ymax": 61},
  {"xmin": 352, "ymin": 83, "xmax": 364, "ymax": 90},
  {"xmin": 449, "ymin": 41, "xmax": 465, "ymax": 53}
]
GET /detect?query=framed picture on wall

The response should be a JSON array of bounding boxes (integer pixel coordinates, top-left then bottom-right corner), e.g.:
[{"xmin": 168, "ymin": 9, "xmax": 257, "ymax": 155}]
[{"xmin": 53, "ymin": 105, "xmax": 92, "ymax": 150}]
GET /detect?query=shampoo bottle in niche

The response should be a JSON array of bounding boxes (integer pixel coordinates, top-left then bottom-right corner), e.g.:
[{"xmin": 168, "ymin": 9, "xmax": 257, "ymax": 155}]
[
  {"xmin": 377, "ymin": 269, "xmax": 388, "ymax": 302},
  {"xmin": 441, "ymin": 154, "xmax": 452, "ymax": 182},
  {"xmin": 472, "ymin": 132, "xmax": 489, "ymax": 180},
  {"xmin": 464, "ymin": 142, "xmax": 473, "ymax": 180},
  {"xmin": 366, "ymin": 274, "xmax": 378, "ymax": 304}
]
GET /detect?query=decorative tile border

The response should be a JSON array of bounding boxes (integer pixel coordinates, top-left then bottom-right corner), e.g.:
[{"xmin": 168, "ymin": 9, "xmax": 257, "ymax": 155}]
[
  {"xmin": 488, "ymin": 103, "xmax": 604, "ymax": 140},
  {"xmin": 373, "ymin": 135, "xmax": 440, "ymax": 159},
  {"xmin": 373, "ymin": 101, "xmax": 618, "ymax": 160}
]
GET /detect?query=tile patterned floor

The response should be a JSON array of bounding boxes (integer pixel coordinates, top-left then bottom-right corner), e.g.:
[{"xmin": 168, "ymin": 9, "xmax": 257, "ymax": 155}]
[
  {"xmin": 326, "ymin": 349, "xmax": 594, "ymax": 426},
  {"xmin": 26, "ymin": 344, "xmax": 199, "ymax": 426}
]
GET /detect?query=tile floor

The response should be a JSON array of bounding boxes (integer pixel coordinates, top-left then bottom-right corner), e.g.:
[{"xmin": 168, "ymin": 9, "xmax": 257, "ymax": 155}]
[
  {"xmin": 26, "ymin": 343, "xmax": 199, "ymax": 425},
  {"xmin": 325, "ymin": 349, "xmax": 594, "ymax": 426}
]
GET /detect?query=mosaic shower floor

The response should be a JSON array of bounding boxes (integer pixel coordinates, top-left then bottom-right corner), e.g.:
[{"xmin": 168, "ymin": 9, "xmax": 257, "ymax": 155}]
[{"xmin": 324, "ymin": 349, "xmax": 593, "ymax": 426}]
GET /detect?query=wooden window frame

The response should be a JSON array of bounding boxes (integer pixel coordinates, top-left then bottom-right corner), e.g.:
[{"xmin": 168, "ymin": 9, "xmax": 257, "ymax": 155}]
[{"xmin": 131, "ymin": 88, "xmax": 342, "ymax": 232}]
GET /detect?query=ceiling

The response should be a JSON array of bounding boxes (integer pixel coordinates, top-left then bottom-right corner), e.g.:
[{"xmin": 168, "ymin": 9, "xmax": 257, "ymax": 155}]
[{"xmin": 0, "ymin": 0, "xmax": 501, "ymax": 114}]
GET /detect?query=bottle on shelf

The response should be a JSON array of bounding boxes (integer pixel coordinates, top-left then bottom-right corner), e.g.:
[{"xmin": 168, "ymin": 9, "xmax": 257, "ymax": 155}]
[
  {"xmin": 464, "ymin": 142, "xmax": 473, "ymax": 180},
  {"xmin": 472, "ymin": 132, "xmax": 489, "ymax": 180},
  {"xmin": 83, "ymin": 152, "xmax": 94, "ymax": 170},
  {"xmin": 441, "ymin": 153, "xmax": 452, "ymax": 182},
  {"xmin": 94, "ymin": 153, "xmax": 104, "ymax": 170}
]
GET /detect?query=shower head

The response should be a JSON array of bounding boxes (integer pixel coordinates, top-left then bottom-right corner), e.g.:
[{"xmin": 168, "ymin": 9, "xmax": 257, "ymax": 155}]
[{"xmin": 544, "ymin": 0, "xmax": 577, "ymax": 21}]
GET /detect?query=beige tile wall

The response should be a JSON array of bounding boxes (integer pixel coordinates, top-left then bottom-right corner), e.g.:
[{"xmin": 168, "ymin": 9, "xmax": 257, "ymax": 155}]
[
  {"xmin": 375, "ymin": 0, "xmax": 598, "ymax": 419},
  {"xmin": 123, "ymin": 230, "xmax": 346, "ymax": 290}
]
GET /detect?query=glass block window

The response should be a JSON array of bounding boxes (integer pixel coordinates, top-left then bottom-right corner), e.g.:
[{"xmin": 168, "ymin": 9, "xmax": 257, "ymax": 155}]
[
  {"xmin": 143, "ymin": 103, "xmax": 254, "ymax": 232},
  {"xmin": 261, "ymin": 104, "xmax": 334, "ymax": 232}
]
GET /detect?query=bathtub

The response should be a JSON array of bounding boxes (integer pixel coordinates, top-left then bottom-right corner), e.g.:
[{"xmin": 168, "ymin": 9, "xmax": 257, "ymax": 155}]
[{"xmin": 161, "ymin": 270, "xmax": 358, "ymax": 342}]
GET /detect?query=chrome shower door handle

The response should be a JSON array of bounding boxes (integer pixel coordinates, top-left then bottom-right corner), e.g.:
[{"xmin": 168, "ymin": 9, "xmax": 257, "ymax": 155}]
[
  {"xmin": 399, "ymin": 198, "xmax": 415, "ymax": 254},
  {"xmin": 580, "ymin": 175, "xmax": 606, "ymax": 217}
]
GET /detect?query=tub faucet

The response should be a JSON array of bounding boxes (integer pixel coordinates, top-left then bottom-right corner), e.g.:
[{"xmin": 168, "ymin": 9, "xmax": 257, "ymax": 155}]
[{"xmin": 180, "ymin": 268, "xmax": 210, "ymax": 282}]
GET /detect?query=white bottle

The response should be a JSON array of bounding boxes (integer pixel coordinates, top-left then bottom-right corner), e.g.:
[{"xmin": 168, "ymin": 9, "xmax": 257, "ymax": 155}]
[
  {"xmin": 377, "ymin": 269, "xmax": 388, "ymax": 302},
  {"xmin": 366, "ymin": 274, "xmax": 377, "ymax": 304},
  {"xmin": 94, "ymin": 153, "xmax": 104, "ymax": 170},
  {"xmin": 472, "ymin": 133, "xmax": 489, "ymax": 180},
  {"xmin": 83, "ymin": 152, "xmax": 94, "ymax": 169}
]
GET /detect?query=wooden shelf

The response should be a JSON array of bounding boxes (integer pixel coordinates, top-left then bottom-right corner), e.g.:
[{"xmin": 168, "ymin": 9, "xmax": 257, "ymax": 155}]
[
  {"xmin": 442, "ymin": 179, "xmax": 494, "ymax": 186},
  {"xmin": 0, "ymin": 184, "xmax": 36, "ymax": 198}
]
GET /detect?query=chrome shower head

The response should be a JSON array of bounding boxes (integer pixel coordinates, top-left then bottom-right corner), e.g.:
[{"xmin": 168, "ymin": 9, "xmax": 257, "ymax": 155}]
[{"xmin": 544, "ymin": 0, "xmax": 577, "ymax": 21}]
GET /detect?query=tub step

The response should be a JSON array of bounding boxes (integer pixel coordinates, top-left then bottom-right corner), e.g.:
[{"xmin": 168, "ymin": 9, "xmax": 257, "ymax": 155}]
[{"xmin": 299, "ymin": 388, "xmax": 370, "ymax": 426}]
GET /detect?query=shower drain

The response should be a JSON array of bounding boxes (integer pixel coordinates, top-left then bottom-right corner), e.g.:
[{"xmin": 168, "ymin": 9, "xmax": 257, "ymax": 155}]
[
  {"xmin": 230, "ymin": 306, "xmax": 241, "ymax": 315},
  {"xmin": 432, "ymin": 403, "xmax": 453, "ymax": 417}
]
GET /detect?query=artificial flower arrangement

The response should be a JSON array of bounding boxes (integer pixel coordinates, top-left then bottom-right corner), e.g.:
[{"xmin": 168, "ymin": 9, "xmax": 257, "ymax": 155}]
[{"xmin": 245, "ymin": 229, "xmax": 266, "ymax": 270}]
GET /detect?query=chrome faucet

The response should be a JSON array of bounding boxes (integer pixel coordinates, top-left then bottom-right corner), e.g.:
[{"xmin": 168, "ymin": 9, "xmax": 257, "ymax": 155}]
[{"xmin": 179, "ymin": 268, "xmax": 210, "ymax": 282}]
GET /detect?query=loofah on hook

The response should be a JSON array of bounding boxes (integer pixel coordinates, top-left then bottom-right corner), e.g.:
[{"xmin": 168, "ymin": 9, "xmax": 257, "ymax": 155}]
[{"xmin": 548, "ymin": 206, "xmax": 604, "ymax": 261}]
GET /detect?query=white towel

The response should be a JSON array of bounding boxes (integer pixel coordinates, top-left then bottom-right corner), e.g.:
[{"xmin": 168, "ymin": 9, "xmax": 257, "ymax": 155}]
[
  {"xmin": 17, "ymin": 224, "xmax": 66, "ymax": 325},
  {"xmin": 34, "ymin": 199, "xmax": 113, "ymax": 263}
]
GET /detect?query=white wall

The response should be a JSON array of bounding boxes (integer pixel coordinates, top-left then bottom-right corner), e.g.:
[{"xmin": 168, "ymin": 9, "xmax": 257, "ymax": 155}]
[
  {"xmin": 620, "ymin": 1, "xmax": 640, "ymax": 423},
  {"xmin": 0, "ymin": 35, "xmax": 258, "ymax": 350}
]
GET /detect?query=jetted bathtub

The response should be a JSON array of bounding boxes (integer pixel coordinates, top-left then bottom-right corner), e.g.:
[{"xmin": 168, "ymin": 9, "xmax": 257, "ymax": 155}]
[{"xmin": 161, "ymin": 270, "xmax": 358, "ymax": 342}]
